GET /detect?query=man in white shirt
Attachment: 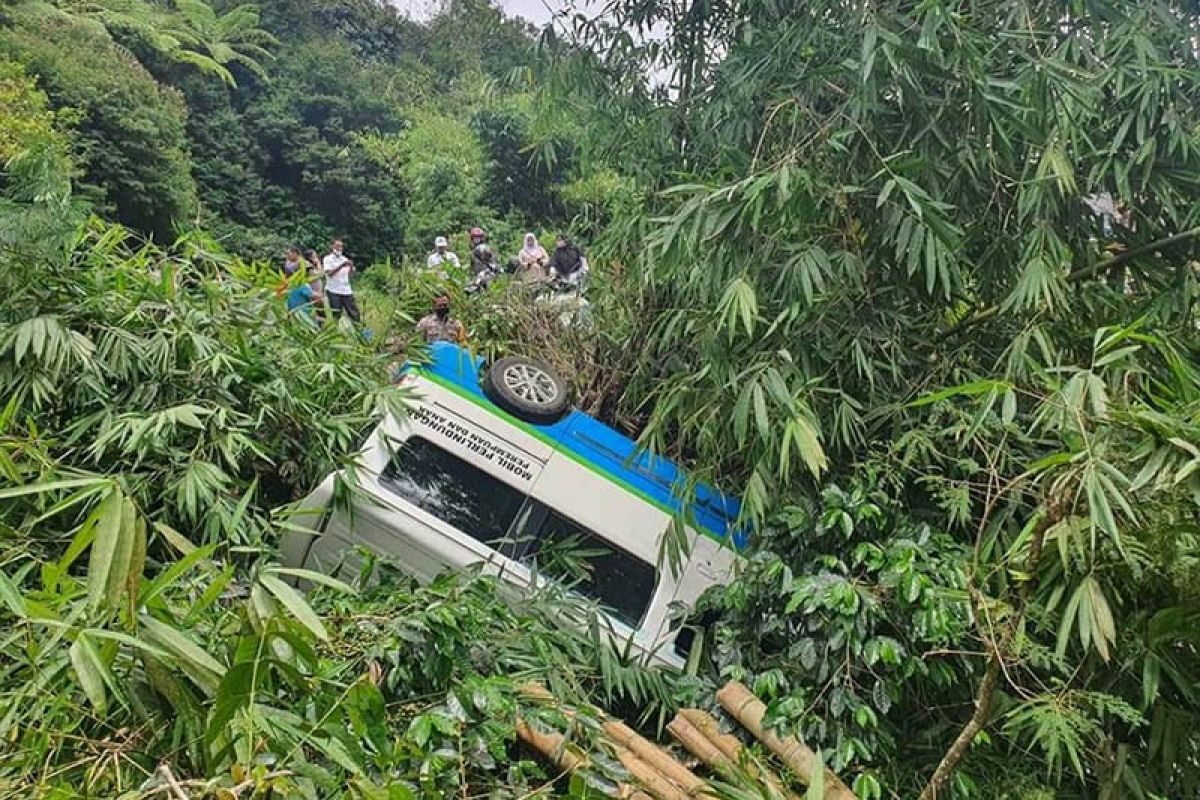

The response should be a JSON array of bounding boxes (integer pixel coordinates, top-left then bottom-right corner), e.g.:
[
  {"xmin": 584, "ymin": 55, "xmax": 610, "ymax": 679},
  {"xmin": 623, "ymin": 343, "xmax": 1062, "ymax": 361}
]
[
  {"xmin": 426, "ymin": 236, "xmax": 460, "ymax": 278},
  {"xmin": 322, "ymin": 238, "xmax": 361, "ymax": 322}
]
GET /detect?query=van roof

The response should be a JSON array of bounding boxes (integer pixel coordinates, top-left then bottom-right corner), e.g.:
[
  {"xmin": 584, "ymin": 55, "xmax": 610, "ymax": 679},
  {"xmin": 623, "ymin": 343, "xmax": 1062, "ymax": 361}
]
[{"xmin": 410, "ymin": 343, "xmax": 747, "ymax": 549}]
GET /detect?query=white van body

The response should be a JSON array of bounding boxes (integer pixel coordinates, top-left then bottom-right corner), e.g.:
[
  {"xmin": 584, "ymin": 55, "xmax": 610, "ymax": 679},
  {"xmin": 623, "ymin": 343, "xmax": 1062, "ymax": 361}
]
[{"xmin": 281, "ymin": 343, "xmax": 744, "ymax": 670}]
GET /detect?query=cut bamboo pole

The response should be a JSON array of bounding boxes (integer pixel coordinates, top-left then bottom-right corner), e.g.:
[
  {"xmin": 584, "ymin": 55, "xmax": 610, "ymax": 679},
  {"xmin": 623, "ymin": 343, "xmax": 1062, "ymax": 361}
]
[
  {"xmin": 603, "ymin": 719, "xmax": 709, "ymax": 796},
  {"xmin": 520, "ymin": 682, "xmax": 710, "ymax": 798},
  {"xmin": 678, "ymin": 709, "xmax": 746, "ymax": 762},
  {"xmin": 616, "ymin": 747, "xmax": 691, "ymax": 800},
  {"xmin": 516, "ymin": 717, "xmax": 653, "ymax": 800},
  {"xmin": 667, "ymin": 714, "xmax": 728, "ymax": 770},
  {"xmin": 674, "ymin": 710, "xmax": 796, "ymax": 799},
  {"xmin": 716, "ymin": 682, "xmax": 856, "ymax": 800},
  {"xmin": 514, "ymin": 718, "xmax": 587, "ymax": 773}
]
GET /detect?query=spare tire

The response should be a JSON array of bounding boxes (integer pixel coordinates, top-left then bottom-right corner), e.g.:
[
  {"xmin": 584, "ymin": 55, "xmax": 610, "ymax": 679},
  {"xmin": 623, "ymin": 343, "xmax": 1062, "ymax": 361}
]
[{"xmin": 480, "ymin": 355, "xmax": 571, "ymax": 424}]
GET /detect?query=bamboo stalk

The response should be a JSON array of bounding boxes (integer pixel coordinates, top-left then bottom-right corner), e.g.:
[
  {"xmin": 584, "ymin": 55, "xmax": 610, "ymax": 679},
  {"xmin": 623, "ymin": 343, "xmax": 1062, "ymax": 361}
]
[
  {"xmin": 678, "ymin": 709, "xmax": 746, "ymax": 762},
  {"xmin": 603, "ymin": 719, "xmax": 708, "ymax": 796},
  {"xmin": 520, "ymin": 682, "xmax": 710, "ymax": 798},
  {"xmin": 674, "ymin": 710, "xmax": 796, "ymax": 799},
  {"xmin": 517, "ymin": 717, "xmax": 657, "ymax": 800},
  {"xmin": 514, "ymin": 718, "xmax": 588, "ymax": 773},
  {"xmin": 616, "ymin": 747, "xmax": 691, "ymax": 800},
  {"xmin": 667, "ymin": 714, "xmax": 729, "ymax": 770},
  {"xmin": 716, "ymin": 682, "xmax": 856, "ymax": 800}
]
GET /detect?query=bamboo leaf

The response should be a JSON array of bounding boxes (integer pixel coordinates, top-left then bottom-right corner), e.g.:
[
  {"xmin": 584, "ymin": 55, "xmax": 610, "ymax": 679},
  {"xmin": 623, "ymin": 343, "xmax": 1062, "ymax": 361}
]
[
  {"xmin": 1056, "ymin": 580, "xmax": 1085, "ymax": 660},
  {"xmin": 206, "ymin": 661, "xmax": 255, "ymax": 745},
  {"xmin": 806, "ymin": 749, "xmax": 825, "ymax": 800},
  {"xmin": 69, "ymin": 634, "xmax": 108, "ymax": 714},
  {"xmin": 265, "ymin": 567, "xmax": 355, "ymax": 594},
  {"xmin": 141, "ymin": 544, "xmax": 218, "ymax": 609},
  {"xmin": 0, "ymin": 477, "xmax": 108, "ymax": 500},
  {"xmin": 139, "ymin": 615, "xmax": 225, "ymax": 692},
  {"xmin": 258, "ymin": 574, "xmax": 328, "ymax": 641},
  {"xmin": 1084, "ymin": 576, "xmax": 1115, "ymax": 662},
  {"xmin": 86, "ymin": 490, "xmax": 125, "ymax": 611},
  {"xmin": 102, "ymin": 497, "xmax": 138, "ymax": 610},
  {"xmin": 0, "ymin": 571, "xmax": 26, "ymax": 618},
  {"xmin": 910, "ymin": 379, "xmax": 1012, "ymax": 407}
]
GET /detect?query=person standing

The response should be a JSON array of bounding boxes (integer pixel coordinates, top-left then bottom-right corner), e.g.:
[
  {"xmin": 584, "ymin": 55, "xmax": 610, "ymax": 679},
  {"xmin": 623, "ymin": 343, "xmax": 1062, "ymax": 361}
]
[
  {"xmin": 415, "ymin": 294, "xmax": 466, "ymax": 344},
  {"xmin": 303, "ymin": 249, "xmax": 322, "ymax": 290},
  {"xmin": 426, "ymin": 236, "xmax": 461, "ymax": 278},
  {"xmin": 322, "ymin": 238, "xmax": 361, "ymax": 323},
  {"xmin": 303, "ymin": 248, "xmax": 326, "ymax": 322},
  {"xmin": 517, "ymin": 232, "xmax": 549, "ymax": 282},
  {"xmin": 277, "ymin": 246, "xmax": 303, "ymax": 299},
  {"xmin": 282, "ymin": 246, "xmax": 303, "ymax": 277}
]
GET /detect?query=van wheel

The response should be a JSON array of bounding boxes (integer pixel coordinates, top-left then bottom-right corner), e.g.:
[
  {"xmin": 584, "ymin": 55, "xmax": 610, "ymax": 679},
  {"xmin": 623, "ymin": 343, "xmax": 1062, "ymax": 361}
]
[{"xmin": 481, "ymin": 356, "xmax": 571, "ymax": 424}]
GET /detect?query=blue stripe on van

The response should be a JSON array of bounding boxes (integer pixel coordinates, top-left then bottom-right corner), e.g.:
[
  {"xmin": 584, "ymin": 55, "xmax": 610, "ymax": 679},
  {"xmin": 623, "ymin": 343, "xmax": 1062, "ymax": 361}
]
[{"xmin": 409, "ymin": 342, "xmax": 748, "ymax": 550}]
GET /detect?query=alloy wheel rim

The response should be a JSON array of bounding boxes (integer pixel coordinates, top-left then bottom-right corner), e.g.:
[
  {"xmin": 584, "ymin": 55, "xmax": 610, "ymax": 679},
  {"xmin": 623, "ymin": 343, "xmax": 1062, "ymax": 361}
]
[{"xmin": 501, "ymin": 363, "xmax": 560, "ymax": 406}]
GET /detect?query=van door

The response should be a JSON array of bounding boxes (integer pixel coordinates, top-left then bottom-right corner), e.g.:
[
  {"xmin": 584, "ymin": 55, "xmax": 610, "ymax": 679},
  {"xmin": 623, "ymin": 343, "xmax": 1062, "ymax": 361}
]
[{"xmin": 297, "ymin": 380, "xmax": 554, "ymax": 584}]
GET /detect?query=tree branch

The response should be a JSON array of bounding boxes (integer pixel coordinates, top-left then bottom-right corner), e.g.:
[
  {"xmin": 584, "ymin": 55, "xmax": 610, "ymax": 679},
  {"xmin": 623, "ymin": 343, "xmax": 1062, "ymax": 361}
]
[
  {"xmin": 946, "ymin": 225, "xmax": 1200, "ymax": 338},
  {"xmin": 1064, "ymin": 225, "xmax": 1200, "ymax": 283},
  {"xmin": 917, "ymin": 654, "xmax": 1002, "ymax": 800},
  {"xmin": 917, "ymin": 505, "xmax": 1062, "ymax": 799}
]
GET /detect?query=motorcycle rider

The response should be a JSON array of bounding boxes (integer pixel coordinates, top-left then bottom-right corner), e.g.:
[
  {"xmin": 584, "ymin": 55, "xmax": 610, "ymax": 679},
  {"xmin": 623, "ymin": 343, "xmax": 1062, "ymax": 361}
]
[
  {"xmin": 548, "ymin": 234, "xmax": 589, "ymax": 288},
  {"xmin": 468, "ymin": 227, "xmax": 490, "ymax": 276},
  {"xmin": 465, "ymin": 244, "xmax": 499, "ymax": 293}
]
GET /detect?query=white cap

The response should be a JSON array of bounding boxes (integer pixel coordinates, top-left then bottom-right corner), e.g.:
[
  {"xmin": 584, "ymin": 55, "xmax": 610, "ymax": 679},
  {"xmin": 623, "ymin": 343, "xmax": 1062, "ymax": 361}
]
[{"xmin": 434, "ymin": 236, "xmax": 448, "ymax": 247}]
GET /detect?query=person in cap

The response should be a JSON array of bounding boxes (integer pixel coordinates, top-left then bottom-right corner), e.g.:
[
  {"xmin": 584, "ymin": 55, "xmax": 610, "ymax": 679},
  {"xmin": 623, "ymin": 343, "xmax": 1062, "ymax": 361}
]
[
  {"xmin": 426, "ymin": 235, "xmax": 461, "ymax": 278},
  {"xmin": 415, "ymin": 294, "xmax": 466, "ymax": 344}
]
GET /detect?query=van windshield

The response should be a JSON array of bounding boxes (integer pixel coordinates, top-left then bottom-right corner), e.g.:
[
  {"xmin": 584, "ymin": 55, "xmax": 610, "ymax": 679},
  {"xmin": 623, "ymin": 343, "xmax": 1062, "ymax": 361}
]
[{"xmin": 379, "ymin": 436, "xmax": 525, "ymax": 552}]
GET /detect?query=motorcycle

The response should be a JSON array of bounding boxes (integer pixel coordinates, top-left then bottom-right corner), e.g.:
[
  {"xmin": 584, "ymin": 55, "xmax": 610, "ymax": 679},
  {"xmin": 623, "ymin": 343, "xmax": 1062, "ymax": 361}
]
[
  {"xmin": 463, "ymin": 263, "xmax": 501, "ymax": 296},
  {"xmin": 534, "ymin": 270, "xmax": 592, "ymax": 330},
  {"xmin": 463, "ymin": 247, "xmax": 505, "ymax": 296}
]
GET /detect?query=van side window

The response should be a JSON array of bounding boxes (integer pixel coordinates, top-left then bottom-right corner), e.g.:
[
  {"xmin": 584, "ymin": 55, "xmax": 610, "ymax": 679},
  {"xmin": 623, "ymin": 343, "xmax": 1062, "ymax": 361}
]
[
  {"xmin": 379, "ymin": 437, "xmax": 525, "ymax": 551},
  {"xmin": 521, "ymin": 505, "xmax": 656, "ymax": 628}
]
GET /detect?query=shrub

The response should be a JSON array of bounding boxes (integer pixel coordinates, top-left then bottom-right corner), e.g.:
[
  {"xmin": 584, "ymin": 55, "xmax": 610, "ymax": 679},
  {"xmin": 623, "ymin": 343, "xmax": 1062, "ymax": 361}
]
[{"xmin": 0, "ymin": 6, "xmax": 198, "ymax": 241}]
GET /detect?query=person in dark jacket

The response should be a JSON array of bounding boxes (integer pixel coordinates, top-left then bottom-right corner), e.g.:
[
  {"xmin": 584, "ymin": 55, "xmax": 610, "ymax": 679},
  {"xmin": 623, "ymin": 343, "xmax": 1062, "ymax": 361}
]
[{"xmin": 548, "ymin": 235, "xmax": 588, "ymax": 282}]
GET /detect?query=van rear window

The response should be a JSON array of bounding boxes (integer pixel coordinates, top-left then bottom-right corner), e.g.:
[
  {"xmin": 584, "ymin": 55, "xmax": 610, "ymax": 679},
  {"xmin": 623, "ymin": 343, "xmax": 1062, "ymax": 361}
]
[
  {"xmin": 379, "ymin": 437, "xmax": 525, "ymax": 551},
  {"xmin": 521, "ymin": 506, "xmax": 656, "ymax": 628}
]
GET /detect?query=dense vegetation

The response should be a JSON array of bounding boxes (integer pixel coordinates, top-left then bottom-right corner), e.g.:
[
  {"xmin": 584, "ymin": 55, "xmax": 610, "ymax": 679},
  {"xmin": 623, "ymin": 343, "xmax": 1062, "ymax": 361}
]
[{"xmin": 3, "ymin": 0, "xmax": 1200, "ymax": 798}]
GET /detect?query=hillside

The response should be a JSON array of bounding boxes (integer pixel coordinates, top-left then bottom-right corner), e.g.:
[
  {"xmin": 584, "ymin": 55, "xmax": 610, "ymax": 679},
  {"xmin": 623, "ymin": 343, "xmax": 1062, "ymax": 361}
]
[{"xmin": 3, "ymin": 1, "xmax": 1200, "ymax": 798}]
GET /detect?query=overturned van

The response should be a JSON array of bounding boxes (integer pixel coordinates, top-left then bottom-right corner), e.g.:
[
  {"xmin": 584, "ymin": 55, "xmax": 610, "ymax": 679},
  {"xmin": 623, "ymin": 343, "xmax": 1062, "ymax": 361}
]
[{"xmin": 281, "ymin": 342, "xmax": 745, "ymax": 670}]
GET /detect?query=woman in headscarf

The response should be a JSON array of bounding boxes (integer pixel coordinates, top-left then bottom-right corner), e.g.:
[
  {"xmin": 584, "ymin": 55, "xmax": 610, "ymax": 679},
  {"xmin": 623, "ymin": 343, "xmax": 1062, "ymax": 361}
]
[{"xmin": 516, "ymin": 232, "xmax": 549, "ymax": 282}]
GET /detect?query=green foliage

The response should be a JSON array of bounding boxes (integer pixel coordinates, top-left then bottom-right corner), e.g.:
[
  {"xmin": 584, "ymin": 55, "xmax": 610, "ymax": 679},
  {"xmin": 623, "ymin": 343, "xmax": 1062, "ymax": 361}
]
[
  {"xmin": 0, "ymin": 224, "xmax": 403, "ymax": 541},
  {"xmin": 0, "ymin": 464, "xmax": 671, "ymax": 796},
  {"xmin": 540, "ymin": 0, "xmax": 1200, "ymax": 796},
  {"xmin": 6, "ymin": 0, "xmax": 1200, "ymax": 796},
  {"xmin": 0, "ymin": 5, "xmax": 198, "ymax": 240},
  {"xmin": 471, "ymin": 96, "xmax": 572, "ymax": 224},
  {"xmin": 0, "ymin": 56, "xmax": 81, "ymax": 259},
  {"xmin": 699, "ymin": 481, "xmax": 972, "ymax": 791},
  {"xmin": 41, "ymin": 0, "xmax": 276, "ymax": 86},
  {"xmin": 0, "ymin": 57, "xmax": 59, "ymax": 163},
  {"xmin": 0, "ymin": 199, "xmax": 680, "ymax": 796},
  {"xmin": 361, "ymin": 109, "xmax": 490, "ymax": 255}
]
